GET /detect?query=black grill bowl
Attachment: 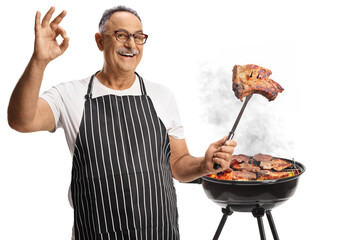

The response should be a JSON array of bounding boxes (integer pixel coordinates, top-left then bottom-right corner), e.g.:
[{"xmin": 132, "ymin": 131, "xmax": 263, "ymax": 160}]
[{"xmin": 201, "ymin": 160, "xmax": 305, "ymax": 212}]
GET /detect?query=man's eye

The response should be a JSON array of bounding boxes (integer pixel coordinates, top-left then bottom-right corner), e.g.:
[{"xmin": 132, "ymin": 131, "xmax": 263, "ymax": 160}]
[
  {"xmin": 134, "ymin": 34, "xmax": 145, "ymax": 40},
  {"xmin": 117, "ymin": 33, "xmax": 128, "ymax": 39}
]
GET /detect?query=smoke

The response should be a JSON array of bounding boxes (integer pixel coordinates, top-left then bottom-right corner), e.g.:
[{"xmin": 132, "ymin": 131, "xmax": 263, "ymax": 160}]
[{"xmin": 197, "ymin": 63, "xmax": 294, "ymax": 158}]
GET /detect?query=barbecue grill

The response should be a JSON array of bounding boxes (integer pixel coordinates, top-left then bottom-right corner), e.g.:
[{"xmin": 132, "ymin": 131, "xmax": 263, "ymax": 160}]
[
  {"xmin": 194, "ymin": 66, "xmax": 304, "ymax": 239},
  {"xmin": 190, "ymin": 158, "xmax": 305, "ymax": 240}
]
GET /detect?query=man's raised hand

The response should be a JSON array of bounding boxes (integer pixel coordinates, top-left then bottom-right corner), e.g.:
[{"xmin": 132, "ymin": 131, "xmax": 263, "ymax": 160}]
[{"xmin": 33, "ymin": 6, "xmax": 70, "ymax": 64}]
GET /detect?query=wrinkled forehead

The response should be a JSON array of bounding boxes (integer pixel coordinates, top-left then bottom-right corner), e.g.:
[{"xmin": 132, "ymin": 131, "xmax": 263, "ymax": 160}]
[{"xmin": 104, "ymin": 12, "xmax": 143, "ymax": 32}]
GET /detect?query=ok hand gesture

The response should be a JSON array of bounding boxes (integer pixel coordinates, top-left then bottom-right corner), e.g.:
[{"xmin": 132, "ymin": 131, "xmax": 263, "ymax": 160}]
[{"xmin": 33, "ymin": 6, "xmax": 70, "ymax": 64}]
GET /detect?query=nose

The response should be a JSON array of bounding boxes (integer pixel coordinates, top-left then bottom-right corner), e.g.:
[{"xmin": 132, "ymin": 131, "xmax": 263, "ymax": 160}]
[{"xmin": 124, "ymin": 36, "xmax": 137, "ymax": 49}]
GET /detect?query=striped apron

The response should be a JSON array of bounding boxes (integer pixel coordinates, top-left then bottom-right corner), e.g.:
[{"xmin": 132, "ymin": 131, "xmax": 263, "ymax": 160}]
[{"xmin": 70, "ymin": 72, "xmax": 179, "ymax": 240}]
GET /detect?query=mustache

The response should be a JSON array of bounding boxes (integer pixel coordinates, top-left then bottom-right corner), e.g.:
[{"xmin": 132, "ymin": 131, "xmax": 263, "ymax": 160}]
[{"xmin": 116, "ymin": 47, "xmax": 139, "ymax": 56}]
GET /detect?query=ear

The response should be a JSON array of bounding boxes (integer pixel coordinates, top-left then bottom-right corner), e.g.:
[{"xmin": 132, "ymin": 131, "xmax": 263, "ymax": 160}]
[{"xmin": 95, "ymin": 33, "xmax": 104, "ymax": 51}]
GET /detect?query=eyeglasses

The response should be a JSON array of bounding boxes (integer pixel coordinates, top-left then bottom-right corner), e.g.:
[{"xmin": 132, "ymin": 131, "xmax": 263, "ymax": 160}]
[{"xmin": 101, "ymin": 29, "xmax": 148, "ymax": 45}]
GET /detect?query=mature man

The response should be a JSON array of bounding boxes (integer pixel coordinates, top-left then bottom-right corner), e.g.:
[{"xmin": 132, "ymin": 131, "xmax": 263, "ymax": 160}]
[{"xmin": 8, "ymin": 6, "xmax": 236, "ymax": 240}]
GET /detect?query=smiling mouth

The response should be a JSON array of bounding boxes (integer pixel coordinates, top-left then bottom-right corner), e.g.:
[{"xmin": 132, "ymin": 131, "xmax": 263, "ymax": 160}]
[
  {"xmin": 119, "ymin": 52, "xmax": 135, "ymax": 57},
  {"xmin": 117, "ymin": 47, "xmax": 139, "ymax": 58}
]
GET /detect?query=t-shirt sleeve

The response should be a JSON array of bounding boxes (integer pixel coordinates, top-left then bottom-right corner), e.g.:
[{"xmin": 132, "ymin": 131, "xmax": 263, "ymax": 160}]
[
  {"xmin": 40, "ymin": 86, "xmax": 64, "ymax": 131},
  {"xmin": 38, "ymin": 78, "xmax": 87, "ymax": 155},
  {"xmin": 145, "ymin": 80, "xmax": 185, "ymax": 139},
  {"xmin": 164, "ymin": 90, "xmax": 185, "ymax": 139}
]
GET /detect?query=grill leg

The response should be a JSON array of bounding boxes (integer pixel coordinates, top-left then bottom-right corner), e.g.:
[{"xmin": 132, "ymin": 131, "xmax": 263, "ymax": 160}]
[
  {"xmin": 266, "ymin": 210, "xmax": 280, "ymax": 240},
  {"xmin": 252, "ymin": 207, "xmax": 266, "ymax": 240},
  {"xmin": 213, "ymin": 207, "xmax": 233, "ymax": 240}
]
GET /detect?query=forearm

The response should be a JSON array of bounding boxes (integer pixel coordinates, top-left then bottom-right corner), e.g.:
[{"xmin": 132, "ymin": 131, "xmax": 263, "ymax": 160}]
[
  {"xmin": 8, "ymin": 55, "xmax": 48, "ymax": 130},
  {"xmin": 171, "ymin": 155, "xmax": 208, "ymax": 183},
  {"xmin": 169, "ymin": 136, "xmax": 237, "ymax": 182}
]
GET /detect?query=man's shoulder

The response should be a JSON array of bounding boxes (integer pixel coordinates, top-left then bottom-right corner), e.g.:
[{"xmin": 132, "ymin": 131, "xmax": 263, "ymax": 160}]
[
  {"xmin": 48, "ymin": 76, "xmax": 91, "ymax": 98},
  {"xmin": 142, "ymin": 78, "xmax": 173, "ymax": 97},
  {"xmin": 55, "ymin": 76, "xmax": 90, "ymax": 91}
]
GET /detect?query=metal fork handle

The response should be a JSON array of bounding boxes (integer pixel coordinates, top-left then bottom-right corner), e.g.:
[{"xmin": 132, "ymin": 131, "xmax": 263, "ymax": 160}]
[{"xmin": 213, "ymin": 94, "xmax": 253, "ymax": 170}]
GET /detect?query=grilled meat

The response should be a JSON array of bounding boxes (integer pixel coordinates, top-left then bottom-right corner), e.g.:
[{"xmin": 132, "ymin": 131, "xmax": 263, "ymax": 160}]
[
  {"xmin": 229, "ymin": 171, "xmax": 257, "ymax": 180},
  {"xmin": 232, "ymin": 64, "xmax": 284, "ymax": 101},
  {"xmin": 230, "ymin": 154, "xmax": 250, "ymax": 170},
  {"xmin": 253, "ymin": 153, "xmax": 273, "ymax": 162},
  {"xmin": 231, "ymin": 161, "xmax": 260, "ymax": 172},
  {"xmin": 239, "ymin": 162, "xmax": 261, "ymax": 172},
  {"xmin": 209, "ymin": 154, "xmax": 296, "ymax": 181},
  {"xmin": 271, "ymin": 158, "xmax": 292, "ymax": 171},
  {"xmin": 257, "ymin": 170, "xmax": 290, "ymax": 180},
  {"xmin": 259, "ymin": 161, "xmax": 273, "ymax": 170},
  {"xmin": 260, "ymin": 158, "xmax": 292, "ymax": 171},
  {"xmin": 230, "ymin": 161, "xmax": 242, "ymax": 170},
  {"xmin": 232, "ymin": 154, "xmax": 250, "ymax": 163}
]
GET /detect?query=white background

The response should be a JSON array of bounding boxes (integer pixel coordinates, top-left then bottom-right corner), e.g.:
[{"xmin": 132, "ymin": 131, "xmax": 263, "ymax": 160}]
[{"xmin": 1, "ymin": 0, "xmax": 359, "ymax": 239}]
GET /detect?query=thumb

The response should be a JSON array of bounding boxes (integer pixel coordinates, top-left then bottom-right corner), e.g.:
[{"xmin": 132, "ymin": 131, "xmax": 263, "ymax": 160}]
[{"xmin": 214, "ymin": 136, "xmax": 227, "ymax": 147}]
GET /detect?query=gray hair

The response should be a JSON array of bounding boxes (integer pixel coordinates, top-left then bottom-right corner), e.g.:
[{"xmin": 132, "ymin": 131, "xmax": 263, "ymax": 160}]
[{"xmin": 98, "ymin": 6, "xmax": 142, "ymax": 32}]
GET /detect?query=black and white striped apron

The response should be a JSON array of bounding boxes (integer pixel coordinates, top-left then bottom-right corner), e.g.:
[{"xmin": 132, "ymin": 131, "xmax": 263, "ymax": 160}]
[{"xmin": 70, "ymin": 72, "xmax": 179, "ymax": 240}]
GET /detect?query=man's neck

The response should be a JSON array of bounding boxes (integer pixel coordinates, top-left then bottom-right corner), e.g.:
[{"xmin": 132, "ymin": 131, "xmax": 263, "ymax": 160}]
[{"xmin": 96, "ymin": 69, "xmax": 136, "ymax": 90}]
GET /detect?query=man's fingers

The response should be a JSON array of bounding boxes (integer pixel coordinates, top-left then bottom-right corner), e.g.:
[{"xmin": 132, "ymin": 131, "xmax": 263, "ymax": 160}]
[
  {"xmin": 212, "ymin": 157, "xmax": 230, "ymax": 172},
  {"xmin": 50, "ymin": 10, "xmax": 67, "ymax": 28},
  {"xmin": 56, "ymin": 26, "xmax": 70, "ymax": 53},
  {"xmin": 224, "ymin": 139, "xmax": 237, "ymax": 147},
  {"xmin": 60, "ymin": 36, "xmax": 70, "ymax": 51},
  {"xmin": 55, "ymin": 26, "xmax": 66, "ymax": 37},
  {"xmin": 35, "ymin": 11, "xmax": 41, "ymax": 31},
  {"xmin": 59, "ymin": 38, "xmax": 70, "ymax": 54},
  {"xmin": 214, "ymin": 152, "xmax": 232, "ymax": 162},
  {"xmin": 217, "ymin": 145, "xmax": 236, "ymax": 155},
  {"xmin": 41, "ymin": 6, "xmax": 55, "ymax": 27}
]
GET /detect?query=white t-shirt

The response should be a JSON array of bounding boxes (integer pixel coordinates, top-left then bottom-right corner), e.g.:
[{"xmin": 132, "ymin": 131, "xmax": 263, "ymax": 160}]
[{"xmin": 40, "ymin": 74, "xmax": 184, "ymax": 156}]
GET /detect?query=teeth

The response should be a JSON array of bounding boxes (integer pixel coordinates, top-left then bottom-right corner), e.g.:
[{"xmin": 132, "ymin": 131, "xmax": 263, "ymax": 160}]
[{"xmin": 120, "ymin": 53, "xmax": 134, "ymax": 57}]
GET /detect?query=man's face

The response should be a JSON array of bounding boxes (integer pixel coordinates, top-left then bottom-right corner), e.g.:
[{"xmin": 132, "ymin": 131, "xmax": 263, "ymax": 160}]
[{"xmin": 100, "ymin": 12, "xmax": 144, "ymax": 74}]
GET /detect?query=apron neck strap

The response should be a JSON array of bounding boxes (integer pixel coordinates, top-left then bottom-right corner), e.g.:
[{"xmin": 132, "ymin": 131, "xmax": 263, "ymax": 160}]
[
  {"xmin": 85, "ymin": 71, "xmax": 147, "ymax": 100},
  {"xmin": 85, "ymin": 71, "xmax": 100, "ymax": 100},
  {"xmin": 135, "ymin": 72, "xmax": 147, "ymax": 96}
]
